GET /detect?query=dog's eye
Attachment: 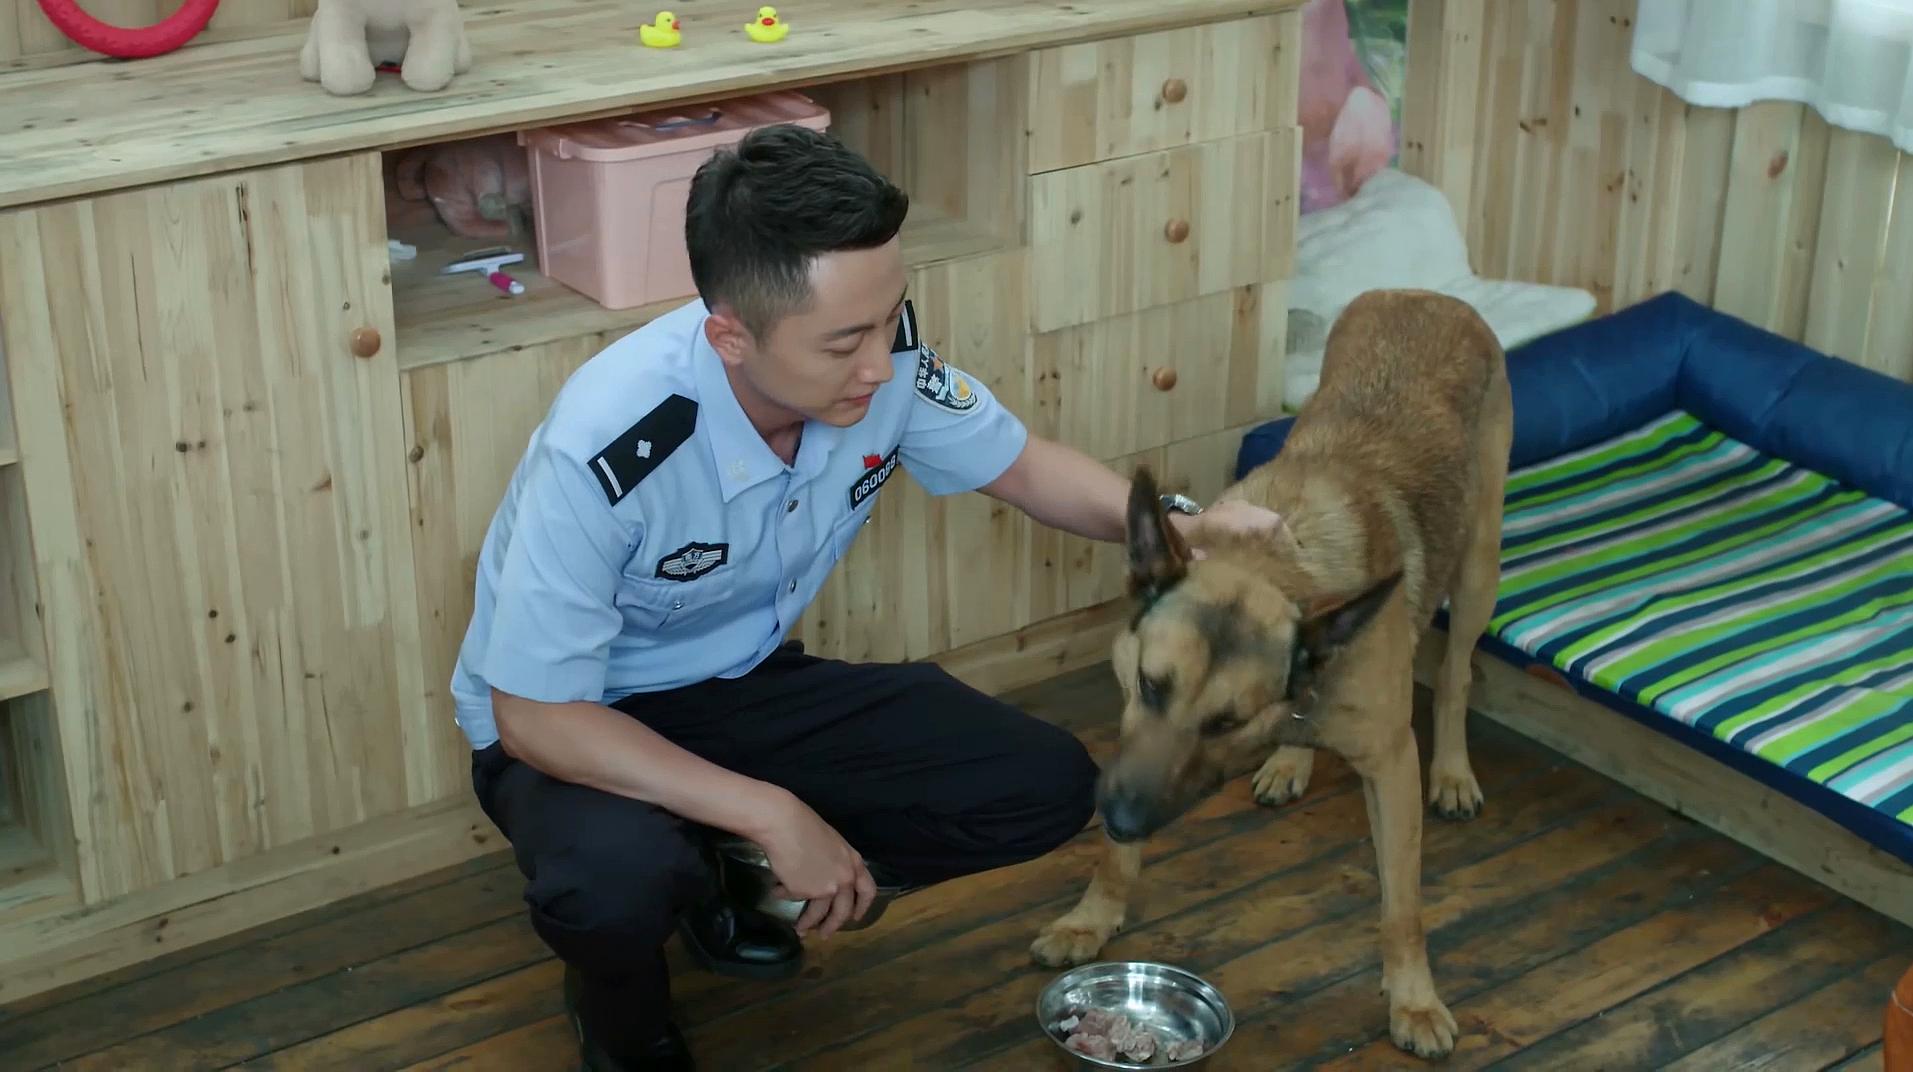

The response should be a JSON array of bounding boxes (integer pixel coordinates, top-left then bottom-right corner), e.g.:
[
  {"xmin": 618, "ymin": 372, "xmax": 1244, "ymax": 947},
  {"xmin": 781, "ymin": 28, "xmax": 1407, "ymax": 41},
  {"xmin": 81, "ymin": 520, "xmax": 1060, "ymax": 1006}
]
[
  {"xmin": 1138, "ymin": 671, "xmax": 1168, "ymax": 709},
  {"xmin": 1200, "ymin": 711, "xmax": 1242, "ymax": 737},
  {"xmin": 1285, "ymin": 642, "xmax": 1312, "ymax": 702}
]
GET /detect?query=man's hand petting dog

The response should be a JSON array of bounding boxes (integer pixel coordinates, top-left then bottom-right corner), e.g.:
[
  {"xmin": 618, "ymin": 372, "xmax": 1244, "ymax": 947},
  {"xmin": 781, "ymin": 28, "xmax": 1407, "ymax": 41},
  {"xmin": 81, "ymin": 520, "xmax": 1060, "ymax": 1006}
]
[
  {"xmin": 756, "ymin": 788, "xmax": 877, "ymax": 940},
  {"xmin": 1170, "ymin": 498, "xmax": 1288, "ymax": 558}
]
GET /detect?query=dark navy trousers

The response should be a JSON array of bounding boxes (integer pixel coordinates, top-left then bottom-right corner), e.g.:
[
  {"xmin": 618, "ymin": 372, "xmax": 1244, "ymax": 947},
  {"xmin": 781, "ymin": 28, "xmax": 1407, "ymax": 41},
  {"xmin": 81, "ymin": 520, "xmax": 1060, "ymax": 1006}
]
[{"xmin": 470, "ymin": 646, "xmax": 1098, "ymax": 1054}]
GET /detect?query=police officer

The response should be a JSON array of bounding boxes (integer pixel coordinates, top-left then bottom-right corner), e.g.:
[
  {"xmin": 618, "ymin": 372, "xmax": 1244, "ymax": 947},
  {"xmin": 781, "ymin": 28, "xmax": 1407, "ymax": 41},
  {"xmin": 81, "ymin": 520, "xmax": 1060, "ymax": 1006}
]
[{"xmin": 452, "ymin": 123, "xmax": 1274, "ymax": 1070}]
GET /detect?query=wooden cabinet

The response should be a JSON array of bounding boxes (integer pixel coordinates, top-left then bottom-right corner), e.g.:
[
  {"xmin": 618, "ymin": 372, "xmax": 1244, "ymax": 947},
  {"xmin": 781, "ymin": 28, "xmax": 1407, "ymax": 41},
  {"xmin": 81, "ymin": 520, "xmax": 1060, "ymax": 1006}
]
[
  {"xmin": 1027, "ymin": 14, "xmax": 1300, "ymax": 174},
  {"xmin": 1031, "ymin": 284, "xmax": 1285, "ymax": 460},
  {"xmin": 796, "ymin": 7, "xmax": 1302, "ymax": 668},
  {"xmin": 0, "ymin": 0, "xmax": 1305, "ymax": 1002},
  {"xmin": 1029, "ymin": 131, "xmax": 1298, "ymax": 333},
  {"xmin": 402, "ymin": 331, "xmax": 615, "ymax": 753},
  {"xmin": 0, "ymin": 153, "xmax": 440, "ymax": 902}
]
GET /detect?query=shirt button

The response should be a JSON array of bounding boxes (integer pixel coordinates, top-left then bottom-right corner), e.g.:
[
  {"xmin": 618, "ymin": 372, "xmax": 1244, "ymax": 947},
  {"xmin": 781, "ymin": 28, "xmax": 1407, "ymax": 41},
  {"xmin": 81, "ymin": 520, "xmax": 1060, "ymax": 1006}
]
[
  {"xmin": 786, "ymin": 498, "xmax": 799, "ymax": 513},
  {"xmin": 672, "ymin": 598, "xmax": 683, "ymax": 610},
  {"xmin": 788, "ymin": 579, "xmax": 797, "ymax": 593}
]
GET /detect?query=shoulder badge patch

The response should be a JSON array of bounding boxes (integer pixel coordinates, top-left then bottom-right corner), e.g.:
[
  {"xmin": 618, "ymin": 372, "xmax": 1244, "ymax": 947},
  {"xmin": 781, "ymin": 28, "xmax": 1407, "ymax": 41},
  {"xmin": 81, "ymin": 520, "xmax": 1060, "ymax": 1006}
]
[
  {"xmin": 655, "ymin": 540, "xmax": 728, "ymax": 581},
  {"xmin": 587, "ymin": 393, "xmax": 698, "ymax": 506},
  {"xmin": 913, "ymin": 346, "xmax": 979, "ymax": 414},
  {"xmin": 891, "ymin": 298, "xmax": 920, "ymax": 354},
  {"xmin": 848, "ymin": 446, "xmax": 900, "ymax": 510}
]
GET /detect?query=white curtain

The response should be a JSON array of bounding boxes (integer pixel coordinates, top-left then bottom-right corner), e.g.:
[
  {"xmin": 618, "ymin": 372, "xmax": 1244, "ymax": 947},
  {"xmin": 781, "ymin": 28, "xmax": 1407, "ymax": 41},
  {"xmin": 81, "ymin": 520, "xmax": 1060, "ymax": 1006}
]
[{"xmin": 1630, "ymin": 0, "xmax": 1913, "ymax": 153}]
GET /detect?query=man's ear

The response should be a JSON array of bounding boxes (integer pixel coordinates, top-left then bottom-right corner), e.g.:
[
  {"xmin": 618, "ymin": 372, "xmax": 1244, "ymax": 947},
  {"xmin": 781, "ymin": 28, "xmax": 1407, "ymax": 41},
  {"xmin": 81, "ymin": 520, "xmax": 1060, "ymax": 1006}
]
[
  {"xmin": 1291, "ymin": 571, "xmax": 1401, "ymax": 688},
  {"xmin": 702, "ymin": 309, "xmax": 752, "ymax": 368},
  {"xmin": 1126, "ymin": 466, "xmax": 1191, "ymax": 597}
]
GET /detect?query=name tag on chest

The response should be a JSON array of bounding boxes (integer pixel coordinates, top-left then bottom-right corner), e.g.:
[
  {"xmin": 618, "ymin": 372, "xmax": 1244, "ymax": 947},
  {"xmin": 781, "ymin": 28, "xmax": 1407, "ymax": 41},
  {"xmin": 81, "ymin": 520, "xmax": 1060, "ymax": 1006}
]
[{"xmin": 848, "ymin": 447, "xmax": 900, "ymax": 510}]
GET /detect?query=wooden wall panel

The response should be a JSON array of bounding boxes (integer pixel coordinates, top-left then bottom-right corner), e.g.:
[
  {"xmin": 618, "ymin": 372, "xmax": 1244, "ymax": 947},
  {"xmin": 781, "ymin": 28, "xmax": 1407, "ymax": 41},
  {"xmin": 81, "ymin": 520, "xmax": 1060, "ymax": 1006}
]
[
  {"xmin": 1404, "ymin": 0, "xmax": 1913, "ymax": 383},
  {"xmin": 0, "ymin": 153, "xmax": 432, "ymax": 901},
  {"xmin": 2, "ymin": 0, "xmax": 317, "ymax": 68},
  {"xmin": 401, "ymin": 331, "xmax": 611, "ymax": 771}
]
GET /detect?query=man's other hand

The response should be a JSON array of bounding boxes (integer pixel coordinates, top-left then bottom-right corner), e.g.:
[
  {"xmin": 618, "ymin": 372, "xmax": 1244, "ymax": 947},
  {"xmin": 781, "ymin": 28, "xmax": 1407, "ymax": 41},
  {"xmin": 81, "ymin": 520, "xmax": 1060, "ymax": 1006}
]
[{"xmin": 757, "ymin": 788, "xmax": 877, "ymax": 940}]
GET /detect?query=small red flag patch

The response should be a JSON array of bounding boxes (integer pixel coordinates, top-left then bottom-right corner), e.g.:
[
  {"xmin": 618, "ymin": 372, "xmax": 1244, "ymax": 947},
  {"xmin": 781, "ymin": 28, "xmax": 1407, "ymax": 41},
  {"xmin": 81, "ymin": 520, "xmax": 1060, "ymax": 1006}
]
[{"xmin": 862, "ymin": 453, "xmax": 883, "ymax": 469}]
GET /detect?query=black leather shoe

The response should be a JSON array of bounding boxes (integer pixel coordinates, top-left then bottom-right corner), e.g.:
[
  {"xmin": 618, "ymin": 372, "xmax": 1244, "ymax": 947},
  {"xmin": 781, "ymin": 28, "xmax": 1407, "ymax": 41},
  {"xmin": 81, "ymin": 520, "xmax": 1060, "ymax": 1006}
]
[
  {"xmin": 675, "ymin": 895, "xmax": 804, "ymax": 980},
  {"xmin": 564, "ymin": 965, "xmax": 696, "ymax": 1071},
  {"xmin": 864, "ymin": 859, "xmax": 923, "ymax": 896}
]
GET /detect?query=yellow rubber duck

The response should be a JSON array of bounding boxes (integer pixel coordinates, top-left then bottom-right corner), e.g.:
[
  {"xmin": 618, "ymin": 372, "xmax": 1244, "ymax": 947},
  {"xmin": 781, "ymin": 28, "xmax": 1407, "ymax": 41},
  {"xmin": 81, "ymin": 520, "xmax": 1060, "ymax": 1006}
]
[
  {"xmin": 640, "ymin": 11, "xmax": 681, "ymax": 48},
  {"xmin": 745, "ymin": 6, "xmax": 787, "ymax": 43}
]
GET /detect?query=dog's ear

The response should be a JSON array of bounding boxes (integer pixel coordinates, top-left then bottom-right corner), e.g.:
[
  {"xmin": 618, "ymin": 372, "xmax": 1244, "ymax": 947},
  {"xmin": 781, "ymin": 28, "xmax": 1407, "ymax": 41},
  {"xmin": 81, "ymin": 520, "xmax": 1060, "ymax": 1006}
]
[
  {"xmin": 1287, "ymin": 571, "xmax": 1401, "ymax": 698},
  {"xmin": 1126, "ymin": 465, "xmax": 1191, "ymax": 598}
]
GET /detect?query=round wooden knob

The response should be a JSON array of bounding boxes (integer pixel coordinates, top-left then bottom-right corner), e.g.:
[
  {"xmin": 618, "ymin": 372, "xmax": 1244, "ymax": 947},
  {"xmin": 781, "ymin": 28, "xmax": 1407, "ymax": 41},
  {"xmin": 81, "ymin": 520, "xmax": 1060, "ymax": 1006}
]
[
  {"xmin": 1164, "ymin": 218, "xmax": 1190, "ymax": 243},
  {"xmin": 350, "ymin": 326, "xmax": 382, "ymax": 359},
  {"xmin": 1152, "ymin": 366, "xmax": 1178, "ymax": 391},
  {"xmin": 1162, "ymin": 78, "xmax": 1187, "ymax": 104}
]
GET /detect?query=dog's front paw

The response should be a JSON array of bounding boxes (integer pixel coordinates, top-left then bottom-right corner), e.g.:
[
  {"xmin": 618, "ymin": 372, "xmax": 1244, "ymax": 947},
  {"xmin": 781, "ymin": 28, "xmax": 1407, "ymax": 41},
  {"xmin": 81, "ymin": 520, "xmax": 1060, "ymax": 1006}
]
[
  {"xmin": 1252, "ymin": 746, "xmax": 1314, "ymax": 807},
  {"xmin": 1428, "ymin": 761, "xmax": 1484, "ymax": 821},
  {"xmin": 1389, "ymin": 997, "xmax": 1459, "ymax": 1059},
  {"xmin": 1031, "ymin": 920, "xmax": 1116, "ymax": 967}
]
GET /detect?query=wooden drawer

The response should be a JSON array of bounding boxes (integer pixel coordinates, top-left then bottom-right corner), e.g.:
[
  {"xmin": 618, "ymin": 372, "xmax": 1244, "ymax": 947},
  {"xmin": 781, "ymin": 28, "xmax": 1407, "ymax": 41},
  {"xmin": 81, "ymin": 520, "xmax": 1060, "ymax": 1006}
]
[
  {"xmin": 1030, "ymin": 285, "xmax": 1284, "ymax": 462},
  {"xmin": 1028, "ymin": 128, "xmax": 1298, "ymax": 334},
  {"xmin": 1026, "ymin": 12, "xmax": 1300, "ymax": 174}
]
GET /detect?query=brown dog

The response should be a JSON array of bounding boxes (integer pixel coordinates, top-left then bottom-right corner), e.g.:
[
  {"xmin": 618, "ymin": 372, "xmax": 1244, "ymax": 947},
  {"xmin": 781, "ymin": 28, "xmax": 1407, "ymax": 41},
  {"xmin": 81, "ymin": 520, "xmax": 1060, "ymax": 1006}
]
[{"xmin": 1029, "ymin": 289, "xmax": 1512, "ymax": 1059}]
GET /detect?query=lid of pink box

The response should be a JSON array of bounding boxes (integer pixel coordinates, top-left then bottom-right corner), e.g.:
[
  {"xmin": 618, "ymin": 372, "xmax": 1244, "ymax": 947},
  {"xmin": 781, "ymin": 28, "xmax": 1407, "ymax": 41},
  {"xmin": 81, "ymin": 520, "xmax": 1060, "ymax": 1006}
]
[{"xmin": 519, "ymin": 90, "xmax": 831, "ymax": 162}]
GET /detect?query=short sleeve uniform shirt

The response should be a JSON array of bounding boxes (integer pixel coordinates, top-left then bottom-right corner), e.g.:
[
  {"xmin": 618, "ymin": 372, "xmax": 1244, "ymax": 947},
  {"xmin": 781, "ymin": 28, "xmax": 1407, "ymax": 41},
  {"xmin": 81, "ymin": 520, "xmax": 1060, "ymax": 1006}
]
[{"xmin": 449, "ymin": 297, "xmax": 1027, "ymax": 749}]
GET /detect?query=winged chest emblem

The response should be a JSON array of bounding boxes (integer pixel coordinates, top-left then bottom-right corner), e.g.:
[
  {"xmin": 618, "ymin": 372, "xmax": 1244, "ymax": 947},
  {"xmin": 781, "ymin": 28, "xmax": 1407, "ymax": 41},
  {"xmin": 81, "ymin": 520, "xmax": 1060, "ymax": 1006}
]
[{"xmin": 655, "ymin": 541, "xmax": 729, "ymax": 582}]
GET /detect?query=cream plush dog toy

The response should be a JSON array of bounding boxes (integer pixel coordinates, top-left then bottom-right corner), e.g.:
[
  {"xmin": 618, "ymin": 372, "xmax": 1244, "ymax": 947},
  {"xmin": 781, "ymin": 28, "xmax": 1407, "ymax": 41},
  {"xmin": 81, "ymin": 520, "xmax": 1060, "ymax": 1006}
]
[{"xmin": 300, "ymin": 0, "xmax": 472, "ymax": 96}]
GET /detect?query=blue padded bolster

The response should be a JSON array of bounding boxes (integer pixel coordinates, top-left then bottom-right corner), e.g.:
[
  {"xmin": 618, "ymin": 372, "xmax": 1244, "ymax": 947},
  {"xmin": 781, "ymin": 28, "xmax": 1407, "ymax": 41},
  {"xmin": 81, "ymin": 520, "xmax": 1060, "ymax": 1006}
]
[
  {"xmin": 1235, "ymin": 290, "xmax": 1913, "ymax": 508},
  {"xmin": 1674, "ymin": 300, "xmax": 1913, "ymax": 512},
  {"xmin": 1234, "ymin": 291, "xmax": 1692, "ymax": 480},
  {"xmin": 1234, "ymin": 416, "xmax": 1293, "ymax": 480},
  {"xmin": 1501, "ymin": 290, "xmax": 1690, "ymax": 468}
]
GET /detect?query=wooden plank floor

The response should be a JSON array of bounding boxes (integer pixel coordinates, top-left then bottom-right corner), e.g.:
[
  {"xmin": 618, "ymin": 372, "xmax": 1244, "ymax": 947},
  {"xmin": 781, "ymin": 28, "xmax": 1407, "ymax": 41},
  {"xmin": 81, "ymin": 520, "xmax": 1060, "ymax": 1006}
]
[{"xmin": 3, "ymin": 663, "xmax": 1907, "ymax": 1071}]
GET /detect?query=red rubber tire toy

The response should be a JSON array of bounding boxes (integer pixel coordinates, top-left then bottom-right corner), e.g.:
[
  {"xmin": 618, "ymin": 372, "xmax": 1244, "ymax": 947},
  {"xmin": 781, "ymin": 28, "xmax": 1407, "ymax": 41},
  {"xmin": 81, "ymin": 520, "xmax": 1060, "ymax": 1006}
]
[{"xmin": 35, "ymin": 0, "xmax": 220, "ymax": 59}]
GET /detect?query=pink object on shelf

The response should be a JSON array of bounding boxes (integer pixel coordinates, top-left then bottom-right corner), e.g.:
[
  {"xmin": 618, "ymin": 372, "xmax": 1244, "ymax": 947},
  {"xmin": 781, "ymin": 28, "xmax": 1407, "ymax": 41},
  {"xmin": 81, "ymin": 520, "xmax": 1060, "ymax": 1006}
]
[{"xmin": 518, "ymin": 91, "xmax": 832, "ymax": 310}]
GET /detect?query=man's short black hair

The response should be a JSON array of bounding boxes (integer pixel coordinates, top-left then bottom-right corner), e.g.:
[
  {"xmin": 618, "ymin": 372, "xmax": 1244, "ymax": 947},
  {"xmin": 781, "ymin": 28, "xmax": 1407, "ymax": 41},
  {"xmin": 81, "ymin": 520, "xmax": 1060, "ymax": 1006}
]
[{"xmin": 684, "ymin": 123, "xmax": 910, "ymax": 339}]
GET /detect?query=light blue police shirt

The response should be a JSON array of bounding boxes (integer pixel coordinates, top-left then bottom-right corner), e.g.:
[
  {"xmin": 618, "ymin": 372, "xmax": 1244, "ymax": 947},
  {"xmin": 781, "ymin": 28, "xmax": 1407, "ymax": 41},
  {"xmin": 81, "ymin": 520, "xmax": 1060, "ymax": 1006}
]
[{"xmin": 449, "ymin": 296, "xmax": 1028, "ymax": 749}]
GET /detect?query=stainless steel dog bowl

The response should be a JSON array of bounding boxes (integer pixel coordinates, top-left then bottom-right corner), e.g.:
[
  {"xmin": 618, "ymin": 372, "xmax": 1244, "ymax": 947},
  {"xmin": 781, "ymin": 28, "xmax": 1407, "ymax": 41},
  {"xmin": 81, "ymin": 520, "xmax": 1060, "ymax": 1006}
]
[
  {"xmin": 1036, "ymin": 961, "xmax": 1233, "ymax": 1068},
  {"xmin": 710, "ymin": 836, "xmax": 901, "ymax": 932}
]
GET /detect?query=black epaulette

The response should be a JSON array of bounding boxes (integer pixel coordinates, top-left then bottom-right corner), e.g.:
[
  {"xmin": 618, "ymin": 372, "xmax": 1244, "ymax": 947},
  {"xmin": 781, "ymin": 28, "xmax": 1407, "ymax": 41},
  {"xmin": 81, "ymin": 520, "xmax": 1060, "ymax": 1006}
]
[
  {"xmin": 891, "ymin": 298, "xmax": 920, "ymax": 354},
  {"xmin": 586, "ymin": 393, "xmax": 697, "ymax": 505}
]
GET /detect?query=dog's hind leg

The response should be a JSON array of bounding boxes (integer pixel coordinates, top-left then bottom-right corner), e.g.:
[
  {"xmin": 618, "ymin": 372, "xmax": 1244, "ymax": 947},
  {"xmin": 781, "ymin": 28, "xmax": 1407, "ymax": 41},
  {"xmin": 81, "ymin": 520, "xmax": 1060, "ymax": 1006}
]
[
  {"xmin": 1359, "ymin": 727, "xmax": 1459, "ymax": 1058},
  {"xmin": 1252, "ymin": 745, "xmax": 1315, "ymax": 807},
  {"xmin": 1428, "ymin": 382, "xmax": 1510, "ymax": 821},
  {"xmin": 1030, "ymin": 835, "xmax": 1142, "ymax": 967}
]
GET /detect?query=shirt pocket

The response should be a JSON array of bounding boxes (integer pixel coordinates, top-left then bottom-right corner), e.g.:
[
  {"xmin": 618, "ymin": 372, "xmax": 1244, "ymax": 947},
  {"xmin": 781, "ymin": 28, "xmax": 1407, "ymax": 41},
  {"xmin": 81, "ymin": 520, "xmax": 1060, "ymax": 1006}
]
[
  {"xmin": 827, "ymin": 510, "xmax": 875, "ymax": 563},
  {"xmin": 616, "ymin": 566, "xmax": 742, "ymax": 635}
]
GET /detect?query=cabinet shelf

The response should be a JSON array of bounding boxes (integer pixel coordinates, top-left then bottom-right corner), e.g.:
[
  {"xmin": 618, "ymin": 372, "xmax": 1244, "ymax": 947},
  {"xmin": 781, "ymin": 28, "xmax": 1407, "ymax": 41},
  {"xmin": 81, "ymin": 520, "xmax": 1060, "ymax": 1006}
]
[
  {"xmin": 386, "ymin": 55, "xmax": 1023, "ymax": 373},
  {"xmin": 389, "ymin": 204, "xmax": 1005, "ymax": 372},
  {"xmin": 0, "ymin": 637, "xmax": 46, "ymax": 702},
  {"xmin": 0, "ymin": 691, "xmax": 74, "ymax": 928},
  {"xmin": 0, "ymin": 822, "xmax": 76, "ymax": 926}
]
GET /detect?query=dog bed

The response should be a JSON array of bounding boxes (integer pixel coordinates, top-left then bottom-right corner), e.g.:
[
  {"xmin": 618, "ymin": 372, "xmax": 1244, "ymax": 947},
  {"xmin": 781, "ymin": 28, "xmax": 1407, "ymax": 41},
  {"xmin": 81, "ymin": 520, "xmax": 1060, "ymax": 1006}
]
[{"xmin": 1233, "ymin": 291, "xmax": 1913, "ymax": 866}]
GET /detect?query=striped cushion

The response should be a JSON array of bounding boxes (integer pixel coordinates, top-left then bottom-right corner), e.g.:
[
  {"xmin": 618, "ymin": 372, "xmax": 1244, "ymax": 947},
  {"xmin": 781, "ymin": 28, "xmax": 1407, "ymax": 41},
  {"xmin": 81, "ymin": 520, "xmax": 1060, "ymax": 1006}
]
[{"xmin": 1488, "ymin": 410, "xmax": 1913, "ymax": 833}]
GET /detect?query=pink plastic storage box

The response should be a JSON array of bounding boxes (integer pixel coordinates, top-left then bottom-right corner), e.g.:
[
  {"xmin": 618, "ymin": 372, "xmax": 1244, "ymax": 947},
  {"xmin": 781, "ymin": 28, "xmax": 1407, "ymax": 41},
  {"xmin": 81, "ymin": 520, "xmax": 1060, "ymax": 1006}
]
[{"xmin": 518, "ymin": 91, "xmax": 832, "ymax": 310}]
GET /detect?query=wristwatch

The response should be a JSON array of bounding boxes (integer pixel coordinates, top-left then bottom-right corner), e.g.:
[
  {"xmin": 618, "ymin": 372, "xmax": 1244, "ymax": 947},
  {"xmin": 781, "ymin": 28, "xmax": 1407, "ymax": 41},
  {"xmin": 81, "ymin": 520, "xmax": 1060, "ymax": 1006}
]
[{"xmin": 1160, "ymin": 492, "xmax": 1203, "ymax": 516}]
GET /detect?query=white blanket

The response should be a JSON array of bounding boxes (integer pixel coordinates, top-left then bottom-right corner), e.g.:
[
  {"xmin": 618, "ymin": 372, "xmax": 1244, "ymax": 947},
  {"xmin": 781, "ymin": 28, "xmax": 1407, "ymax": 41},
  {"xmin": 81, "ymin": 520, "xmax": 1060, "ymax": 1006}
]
[{"xmin": 1282, "ymin": 168, "xmax": 1598, "ymax": 410}]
